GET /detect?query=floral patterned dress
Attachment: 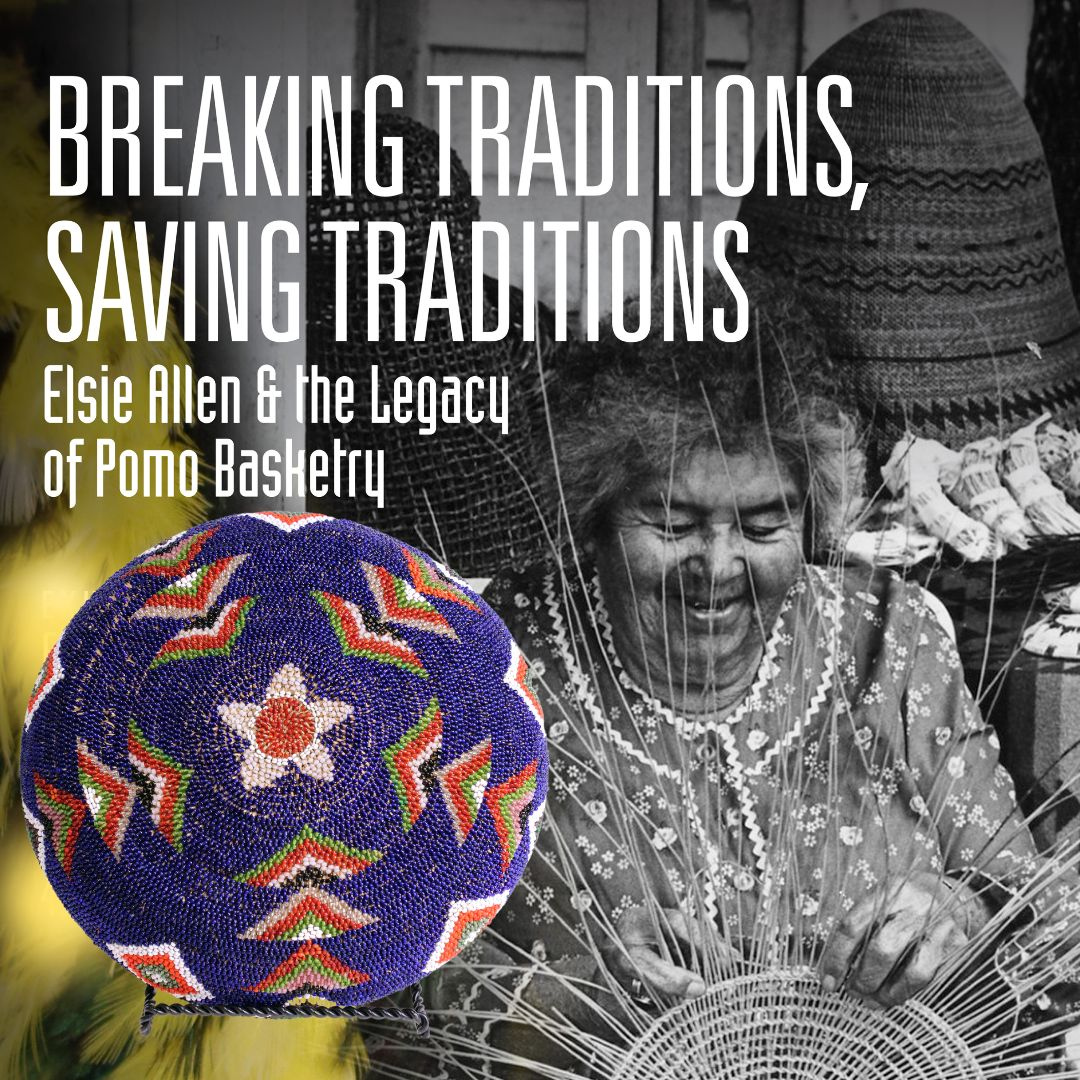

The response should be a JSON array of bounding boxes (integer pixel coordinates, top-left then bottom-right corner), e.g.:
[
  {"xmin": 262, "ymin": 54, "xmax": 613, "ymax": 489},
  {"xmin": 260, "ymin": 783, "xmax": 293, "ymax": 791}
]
[
  {"xmin": 489, "ymin": 560, "xmax": 1063, "ymax": 955},
  {"xmin": 378, "ymin": 559, "xmax": 1080, "ymax": 1078}
]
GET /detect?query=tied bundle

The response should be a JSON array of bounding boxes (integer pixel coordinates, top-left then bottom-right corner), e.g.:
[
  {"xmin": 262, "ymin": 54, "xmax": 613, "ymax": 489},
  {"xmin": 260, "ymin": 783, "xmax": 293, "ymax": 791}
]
[
  {"xmin": 1036, "ymin": 421, "xmax": 1080, "ymax": 508},
  {"xmin": 947, "ymin": 438, "xmax": 1032, "ymax": 549},
  {"xmin": 1002, "ymin": 415, "xmax": 1080, "ymax": 535},
  {"xmin": 880, "ymin": 435, "xmax": 996, "ymax": 561}
]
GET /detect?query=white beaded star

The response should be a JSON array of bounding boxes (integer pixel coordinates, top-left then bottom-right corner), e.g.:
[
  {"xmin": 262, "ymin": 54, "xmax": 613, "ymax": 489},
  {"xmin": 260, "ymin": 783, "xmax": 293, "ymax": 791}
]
[{"xmin": 217, "ymin": 663, "xmax": 351, "ymax": 789}]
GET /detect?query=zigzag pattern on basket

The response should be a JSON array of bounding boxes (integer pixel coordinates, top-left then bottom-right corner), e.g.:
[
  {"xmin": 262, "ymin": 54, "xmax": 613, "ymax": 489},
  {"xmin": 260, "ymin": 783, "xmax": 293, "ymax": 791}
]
[
  {"xmin": 233, "ymin": 825, "xmax": 382, "ymax": 887},
  {"xmin": 134, "ymin": 555, "xmax": 249, "ymax": 620},
  {"xmin": 242, "ymin": 511, "xmax": 333, "ymax": 532},
  {"xmin": 837, "ymin": 326, "xmax": 1080, "ymax": 366},
  {"xmin": 24, "ymin": 638, "xmax": 63, "ymax": 729},
  {"xmin": 755, "ymin": 250, "xmax": 1068, "ymax": 294},
  {"xmin": 245, "ymin": 940, "xmax": 370, "ymax": 994},
  {"xmin": 150, "ymin": 595, "xmax": 256, "ymax": 667},
  {"xmin": 107, "ymin": 942, "xmax": 211, "ymax": 1001},
  {"xmin": 312, "ymin": 590, "xmax": 428, "ymax": 677},
  {"xmin": 363, "ymin": 562, "xmax": 458, "ymax": 638},
  {"xmin": 835, "ymin": 157, "xmax": 1050, "ymax": 193},
  {"xmin": 503, "ymin": 641, "xmax": 543, "ymax": 731},
  {"xmin": 423, "ymin": 891, "xmax": 510, "ymax": 973},
  {"xmin": 872, "ymin": 377, "xmax": 1080, "ymax": 433},
  {"xmin": 384, "ymin": 698, "xmax": 443, "ymax": 832},
  {"xmin": 77, "ymin": 739, "xmax": 137, "ymax": 860},
  {"xmin": 485, "ymin": 761, "xmax": 539, "ymax": 872},
  {"xmin": 128, "ymin": 718, "xmax": 192, "ymax": 851},
  {"xmin": 130, "ymin": 527, "xmax": 218, "ymax": 578},
  {"xmin": 239, "ymin": 887, "xmax": 378, "ymax": 941},
  {"xmin": 33, "ymin": 774, "xmax": 86, "ymax": 874},
  {"xmin": 402, "ymin": 548, "xmax": 480, "ymax": 611},
  {"xmin": 437, "ymin": 737, "xmax": 492, "ymax": 846}
]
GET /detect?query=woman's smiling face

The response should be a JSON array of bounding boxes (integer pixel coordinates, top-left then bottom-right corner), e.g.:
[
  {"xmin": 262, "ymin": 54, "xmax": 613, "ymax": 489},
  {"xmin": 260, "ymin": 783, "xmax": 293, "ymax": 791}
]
[{"xmin": 594, "ymin": 448, "xmax": 805, "ymax": 714}]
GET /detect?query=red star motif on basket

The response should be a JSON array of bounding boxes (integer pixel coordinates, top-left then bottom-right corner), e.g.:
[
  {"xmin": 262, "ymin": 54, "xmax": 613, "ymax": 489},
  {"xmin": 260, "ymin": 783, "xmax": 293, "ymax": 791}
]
[{"xmin": 218, "ymin": 664, "xmax": 350, "ymax": 789}]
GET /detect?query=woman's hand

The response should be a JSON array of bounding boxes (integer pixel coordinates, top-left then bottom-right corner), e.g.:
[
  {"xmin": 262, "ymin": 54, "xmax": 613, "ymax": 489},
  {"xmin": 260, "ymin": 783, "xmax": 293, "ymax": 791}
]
[
  {"xmin": 820, "ymin": 872, "xmax": 990, "ymax": 1008},
  {"xmin": 606, "ymin": 905, "xmax": 732, "ymax": 1002}
]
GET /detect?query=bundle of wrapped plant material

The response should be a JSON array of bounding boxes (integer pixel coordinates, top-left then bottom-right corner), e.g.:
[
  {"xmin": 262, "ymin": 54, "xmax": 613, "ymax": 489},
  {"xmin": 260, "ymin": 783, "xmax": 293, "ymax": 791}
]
[
  {"xmin": 1002, "ymin": 414, "xmax": 1080, "ymax": 534},
  {"xmin": 880, "ymin": 434, "xmax": 996, "ymax": 560},
  {"xmin": 845, "ymin": 523, "xmax": 940, "ymax": 566},
  {"xmin": 1021, "ymin": 608, "xmax": 1080, "ymax": 659},
  {"xmin": 946, "ymin": 437, "xmax": 1031, "ymax": 549},
  {"xmin": 1036, "ymin": 420, "xmax": 1080, "ymax": 507}
]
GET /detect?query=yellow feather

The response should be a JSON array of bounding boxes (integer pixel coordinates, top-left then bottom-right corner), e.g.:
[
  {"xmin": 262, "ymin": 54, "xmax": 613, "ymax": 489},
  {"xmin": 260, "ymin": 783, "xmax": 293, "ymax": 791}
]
[
  {"xmin": 0, "ymin": 825, "xmax": 103, "ymax": 1077},
  {"xmin": 200, "ymin": 1019, "xmax": 360, "ymax": 1080},
  {"xmin": 0, "ymin": 51, "xmax": 214, "ymax": 1078},
  {"xmin": 0, "ymin": 53, "xmax": 208, "ymax": 782}
]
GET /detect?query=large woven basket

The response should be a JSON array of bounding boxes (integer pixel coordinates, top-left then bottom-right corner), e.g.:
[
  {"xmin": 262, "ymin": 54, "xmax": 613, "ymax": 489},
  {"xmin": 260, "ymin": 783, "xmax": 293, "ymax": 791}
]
[
  {"xmin": 737, "ymin": 9, "xmax": 1080, "ymax": 468},
  {"xmin": 614, "ymin": 972, "xmax": 983, "ymax": 1080}
]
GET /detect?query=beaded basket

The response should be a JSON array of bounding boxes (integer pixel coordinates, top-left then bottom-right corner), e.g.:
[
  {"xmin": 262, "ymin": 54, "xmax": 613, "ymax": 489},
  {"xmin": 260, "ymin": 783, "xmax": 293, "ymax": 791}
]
[{"xmin": 20, "ymin": 512, "xmax": 547, "ymax": 1013}]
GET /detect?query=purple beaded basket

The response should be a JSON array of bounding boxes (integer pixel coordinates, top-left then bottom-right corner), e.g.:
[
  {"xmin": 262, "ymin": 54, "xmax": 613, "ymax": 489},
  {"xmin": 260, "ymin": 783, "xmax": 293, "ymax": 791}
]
[{"xmin": 20, "ymin": 512, "xmax": 547, "ymax": 1013}]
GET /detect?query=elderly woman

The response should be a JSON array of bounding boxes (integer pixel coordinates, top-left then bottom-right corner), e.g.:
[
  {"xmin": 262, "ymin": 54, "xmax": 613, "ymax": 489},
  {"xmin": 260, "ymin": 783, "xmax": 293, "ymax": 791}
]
[{"xmin": 376, "ymin": 275, "xmax": 1077, "ymax": 1078}]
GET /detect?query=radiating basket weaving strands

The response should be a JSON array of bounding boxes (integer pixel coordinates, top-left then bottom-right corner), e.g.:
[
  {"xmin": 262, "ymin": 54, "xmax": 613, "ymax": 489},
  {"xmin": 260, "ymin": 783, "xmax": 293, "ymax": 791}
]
[{"xmin": 614, "ymin": 972, "xmax": 982, "ymax": 1080}]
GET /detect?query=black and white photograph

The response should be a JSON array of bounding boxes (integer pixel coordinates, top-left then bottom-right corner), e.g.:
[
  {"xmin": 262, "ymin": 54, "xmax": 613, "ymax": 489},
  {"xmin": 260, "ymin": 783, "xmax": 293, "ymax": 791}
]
[{"xmin": 3, "ymin": 1, "xmax": 1080, "ymax": 1077}]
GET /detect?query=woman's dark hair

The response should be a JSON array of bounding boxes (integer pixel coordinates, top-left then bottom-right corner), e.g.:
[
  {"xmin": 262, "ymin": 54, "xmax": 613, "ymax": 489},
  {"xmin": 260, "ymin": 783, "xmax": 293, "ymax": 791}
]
[{"xmin": 551, "ymin": 268, "xmax": 863, "ymax": 555}]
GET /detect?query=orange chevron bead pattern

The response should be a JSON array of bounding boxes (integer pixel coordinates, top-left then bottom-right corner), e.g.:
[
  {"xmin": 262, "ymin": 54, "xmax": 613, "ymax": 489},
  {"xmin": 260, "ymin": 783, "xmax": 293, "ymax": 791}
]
[
  {"xmin": 383, "ymin": 698, "xmax": 444, "ymax": 831},
  {"xmin": 149, "ymin": 595, "xmax": 256, "ymax": 667},
  {"xmin": 245, "ymin": 941, "xmax": 370, "ymax": 994},
  {"xmin": 129, "ymin": 526, "xmax": 219, "ymax": 578},
  {"xmin": 76, "ymin": 740, "xmax": 137, "ymax": 860},
  {"xmin": 232, "ymin": 826, "xmax": 383, "ymax": 888},
  {"xmin": 402, "ymin": 547, "xmax": 481, "ymax": 612},
  {"xmin": 485, "ymin": 761, "xmax": 539, "ymax": 872},
  {"xmin": 33, "ymin": 774, "xmax": 86, "ymax": 874},
  {"xmin": 133, "ymin": 555, "xmax": 249, "ymax": 620},
  {"xmin": 363, "ymin": 561, "xmax": 459, "ymax": 638},
  {"xmin": 127, "ymin": 718, "xmax": 192, "ymax": 851},
  {"xmin": 312, "ymin": 589, "xmax": 428, "ymax": 676},
  {"xmin": 239, "ymin": 887, "xmax": 378, "ymax": 941}
]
